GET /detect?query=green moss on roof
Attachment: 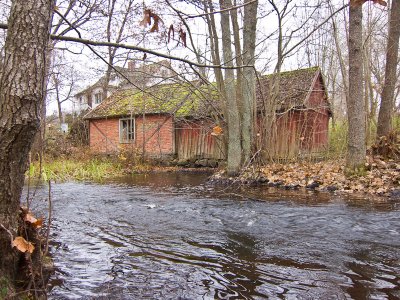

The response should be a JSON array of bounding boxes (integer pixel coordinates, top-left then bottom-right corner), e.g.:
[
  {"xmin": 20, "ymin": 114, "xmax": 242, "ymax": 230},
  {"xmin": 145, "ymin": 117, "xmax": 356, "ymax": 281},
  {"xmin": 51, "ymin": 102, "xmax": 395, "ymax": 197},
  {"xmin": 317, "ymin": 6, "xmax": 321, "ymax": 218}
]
[
  {"xmin": 257, "ymin": 66, "xmax": 322, "ymax": 110},
  {"xmin": 264, "ymin": 66, "xmax": 319, "ymax": 78},
  {"xmin": 84, "ymin": 82, "xmax": 220, "ymax": 120},
  {"xmin": 85, "ymin": 66, "xmax": 325, "ymax": 120}
]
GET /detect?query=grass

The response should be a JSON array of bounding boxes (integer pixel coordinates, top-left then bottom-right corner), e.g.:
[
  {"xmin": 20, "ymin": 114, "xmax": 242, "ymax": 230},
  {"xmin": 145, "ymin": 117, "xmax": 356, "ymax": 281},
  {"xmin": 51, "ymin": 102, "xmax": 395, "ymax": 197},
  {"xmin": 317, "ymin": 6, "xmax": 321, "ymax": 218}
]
[
  {"xmin": 327, "ymin": 121, "xmax": 348, "ymax": 159},
  {"xmin": 28, "ymin": 157, "xmax": 124, "ymax": 182}
]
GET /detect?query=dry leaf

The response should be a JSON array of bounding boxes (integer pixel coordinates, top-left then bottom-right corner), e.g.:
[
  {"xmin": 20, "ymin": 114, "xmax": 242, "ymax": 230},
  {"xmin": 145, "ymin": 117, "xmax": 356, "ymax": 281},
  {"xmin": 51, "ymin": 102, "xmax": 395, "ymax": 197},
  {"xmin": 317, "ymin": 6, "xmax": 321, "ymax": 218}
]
[
  {"xmin": 140, "ymin": 9, "xmax": 152, "ymax": 27},
  {"xmin": 12, "ymin": 236, "xmax": 35, "ymax": 254},
  {"xmin": 178, "ymin": 29, "xmax": 187, "ymax": 47},
  {"xmin": 140, "ymin": 9, "xmax": 162, "ymax": 32},
  {"xmin": 24, "ymin": 212, "xmax": 38, "ymax": 224},
  {"xmin": 150, "ymin": 14, "xmax": 161, "ymax": 32},
  {"xmin": 34, "ymin": 218, "xmax": 43, "ymax": 229},
  {"xmin": 211, "ymin": 125, "xmax": 223, "ymax": 136},
  {"xmin": 168, "ymin": 24, "xmax": 174, "ymax": 43}
]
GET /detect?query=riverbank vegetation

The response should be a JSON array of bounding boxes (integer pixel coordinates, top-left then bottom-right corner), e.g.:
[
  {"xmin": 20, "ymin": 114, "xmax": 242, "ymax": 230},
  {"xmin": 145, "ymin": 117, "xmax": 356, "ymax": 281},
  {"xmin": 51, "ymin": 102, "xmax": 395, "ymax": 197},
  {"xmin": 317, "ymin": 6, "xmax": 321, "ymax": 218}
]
[{"xmin": 30, "ymin": 120, "xmax": 400, "ymax": 198}]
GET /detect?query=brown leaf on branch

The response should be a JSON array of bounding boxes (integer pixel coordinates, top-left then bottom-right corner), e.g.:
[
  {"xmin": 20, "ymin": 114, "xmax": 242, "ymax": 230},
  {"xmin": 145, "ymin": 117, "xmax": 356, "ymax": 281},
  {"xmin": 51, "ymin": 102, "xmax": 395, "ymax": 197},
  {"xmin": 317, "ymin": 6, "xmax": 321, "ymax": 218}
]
[
  {"xmin": 140, "ymin": 9, "xmax": 152, "ymax": 27},
  {"xmin": 24, "ymin": 212, "xmax": 38, "ymax": 224},
  {"xmin": 12, "ymin": 236, "xmax": 35, "ymax": 254},
  {"xmin": 168, "ymin": 25, "xmax": 174, "ymax": 43},
  {"xmin": 140, "ymin": 9, "xmax": 163, "ymax": 32},
  {"xmin": 150, "ymin": 14, "xmax": 162, "ymax": 32},
  {"xmin": 178, "ymin": 28, "xmax": 187, "ymax": 47},
  {"xmin": 33, "ymin": 218, "xmax": 43, "ymax": 229}
]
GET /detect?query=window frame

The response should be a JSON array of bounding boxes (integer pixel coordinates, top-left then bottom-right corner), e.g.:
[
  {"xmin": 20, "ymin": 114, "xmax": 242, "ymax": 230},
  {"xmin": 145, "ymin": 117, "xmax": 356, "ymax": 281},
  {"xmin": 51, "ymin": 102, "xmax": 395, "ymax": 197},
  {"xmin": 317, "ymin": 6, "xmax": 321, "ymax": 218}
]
[
  {"xmin": 119, "ymin": 118, "xmax": 135, "ymax": 143},
  {"xmin": 94, "ymin": 92, "xmax": 103, "ymax": 104}
]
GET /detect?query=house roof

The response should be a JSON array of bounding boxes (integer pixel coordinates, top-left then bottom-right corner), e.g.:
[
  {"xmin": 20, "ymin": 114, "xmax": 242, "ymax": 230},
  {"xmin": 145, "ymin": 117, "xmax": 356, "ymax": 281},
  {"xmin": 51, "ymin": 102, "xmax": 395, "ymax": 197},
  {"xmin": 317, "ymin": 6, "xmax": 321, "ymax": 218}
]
[
  {"xmin": 84, "ymin": 66, "xmax": 328, "ymax": 120},
  {"xmin": 257, "ymin": 66, "xmax": 327, "ymax": 111},
  {"xmin": 74, "ymin": 60, "xmax": 175, "ymax": 97},
  {"xmin": 84, "ymin": 81, "xmax": 219, "ymax": 120}
]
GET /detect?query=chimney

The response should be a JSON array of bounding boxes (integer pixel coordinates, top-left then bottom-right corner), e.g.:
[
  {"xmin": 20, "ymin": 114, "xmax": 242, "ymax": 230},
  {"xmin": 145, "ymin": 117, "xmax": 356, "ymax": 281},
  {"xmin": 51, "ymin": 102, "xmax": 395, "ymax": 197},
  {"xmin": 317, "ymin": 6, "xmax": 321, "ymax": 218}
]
[{"xmin": 128, "ymin": 60, "xmax": 136, "ymax": 71}]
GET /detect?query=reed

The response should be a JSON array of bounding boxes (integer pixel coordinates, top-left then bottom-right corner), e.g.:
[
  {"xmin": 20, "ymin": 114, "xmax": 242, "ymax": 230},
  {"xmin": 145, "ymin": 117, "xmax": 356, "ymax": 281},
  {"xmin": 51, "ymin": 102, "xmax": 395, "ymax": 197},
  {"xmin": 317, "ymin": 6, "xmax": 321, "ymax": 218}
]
[{"xmin": 28, "ymin": 157, "xmax": 124, "ymax": 182}]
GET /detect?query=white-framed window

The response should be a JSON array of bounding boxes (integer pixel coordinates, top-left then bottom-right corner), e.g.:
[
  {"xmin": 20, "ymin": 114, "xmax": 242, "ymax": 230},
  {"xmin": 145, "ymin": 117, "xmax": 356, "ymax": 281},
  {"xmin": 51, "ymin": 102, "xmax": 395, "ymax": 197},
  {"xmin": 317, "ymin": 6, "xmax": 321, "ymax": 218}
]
[
  {"xmin": 79, "ymin": 96, "xmax": 84, "ymax": 104},
  {"xmin": 119, "ymin": 118, "xmax": 135, "ymax": 143},
  {"xmin": 94, "ymin": 92, "xmax": 103, "ymax": 104}
]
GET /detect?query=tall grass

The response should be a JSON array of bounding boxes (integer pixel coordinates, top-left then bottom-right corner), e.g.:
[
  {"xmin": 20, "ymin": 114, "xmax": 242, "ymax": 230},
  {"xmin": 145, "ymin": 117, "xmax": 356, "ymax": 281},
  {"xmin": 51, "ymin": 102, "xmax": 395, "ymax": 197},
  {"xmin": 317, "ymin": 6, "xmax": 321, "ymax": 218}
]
[
  {"xmin": 29, "ymin": 157, "xmax": 123, "ymax": 182},
  {"xmin": 327, "ymin": 121, "xmax": 348, "ymax": 159}
]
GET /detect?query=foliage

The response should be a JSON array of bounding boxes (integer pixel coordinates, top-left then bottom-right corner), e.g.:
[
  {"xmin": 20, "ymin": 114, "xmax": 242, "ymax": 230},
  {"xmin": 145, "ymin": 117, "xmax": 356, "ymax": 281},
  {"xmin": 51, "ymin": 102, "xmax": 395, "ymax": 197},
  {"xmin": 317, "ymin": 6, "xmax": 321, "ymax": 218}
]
[
  {"xmin": 327, "ymin": 121, "xmax": 348, "ymax": 158},
  {"xmin": 32, "ymin": 157, "xmax": 123, "ymax": 182}
]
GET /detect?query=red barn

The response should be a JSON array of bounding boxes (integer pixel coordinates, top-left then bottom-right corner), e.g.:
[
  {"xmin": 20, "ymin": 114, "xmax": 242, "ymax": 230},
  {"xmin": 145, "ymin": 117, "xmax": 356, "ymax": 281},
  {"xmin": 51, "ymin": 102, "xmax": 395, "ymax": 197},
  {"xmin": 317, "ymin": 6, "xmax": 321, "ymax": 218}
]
[
  {"xmin": 257, "ymin": 66, "xmax": 331, "ymax": 158},
  {"xmin": 84, "ymin": 66, "xmax": 330, "ymax": 161}
]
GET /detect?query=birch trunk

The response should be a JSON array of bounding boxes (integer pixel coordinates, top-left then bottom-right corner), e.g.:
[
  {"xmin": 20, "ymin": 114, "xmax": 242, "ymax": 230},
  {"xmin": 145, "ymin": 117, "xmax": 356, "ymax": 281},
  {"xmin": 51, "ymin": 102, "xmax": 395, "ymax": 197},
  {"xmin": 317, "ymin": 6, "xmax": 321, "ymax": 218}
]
[{"xmin": 0, "ymin": 0, "xmax": 54, "ymax": 282}]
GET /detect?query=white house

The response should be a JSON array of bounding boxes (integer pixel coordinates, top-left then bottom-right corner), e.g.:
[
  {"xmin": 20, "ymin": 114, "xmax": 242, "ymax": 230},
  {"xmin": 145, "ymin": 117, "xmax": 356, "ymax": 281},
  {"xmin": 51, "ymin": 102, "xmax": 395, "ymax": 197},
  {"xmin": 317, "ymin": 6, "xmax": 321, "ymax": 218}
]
[{"xmin": 74, "ymin": 60, "xmax": 175, "ymax": 113}]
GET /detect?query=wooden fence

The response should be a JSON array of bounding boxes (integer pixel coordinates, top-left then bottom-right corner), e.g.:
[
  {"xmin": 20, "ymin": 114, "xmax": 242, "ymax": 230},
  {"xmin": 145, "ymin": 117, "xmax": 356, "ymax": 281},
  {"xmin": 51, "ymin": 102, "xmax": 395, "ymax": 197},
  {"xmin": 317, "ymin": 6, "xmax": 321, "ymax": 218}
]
[{"xmin": 175, "ymin": 123, "xmax": 225, "ymax": 161}]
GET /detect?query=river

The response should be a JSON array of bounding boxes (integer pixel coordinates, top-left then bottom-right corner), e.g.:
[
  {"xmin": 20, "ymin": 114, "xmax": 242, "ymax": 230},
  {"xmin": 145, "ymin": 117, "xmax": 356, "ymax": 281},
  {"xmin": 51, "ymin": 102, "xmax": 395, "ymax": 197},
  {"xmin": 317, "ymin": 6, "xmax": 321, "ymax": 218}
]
[{"xmin": 26, "ymin": 172, "xmax": 400, "ymax": 299}]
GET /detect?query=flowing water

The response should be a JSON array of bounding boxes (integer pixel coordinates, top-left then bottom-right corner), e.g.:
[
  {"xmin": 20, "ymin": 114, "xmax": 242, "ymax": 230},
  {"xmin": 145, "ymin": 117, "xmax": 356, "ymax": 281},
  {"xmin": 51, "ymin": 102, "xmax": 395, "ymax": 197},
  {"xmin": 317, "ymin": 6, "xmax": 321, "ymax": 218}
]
[{"xmin": 26, "ymin": 172, "xmax": 400, "ymax": 299}]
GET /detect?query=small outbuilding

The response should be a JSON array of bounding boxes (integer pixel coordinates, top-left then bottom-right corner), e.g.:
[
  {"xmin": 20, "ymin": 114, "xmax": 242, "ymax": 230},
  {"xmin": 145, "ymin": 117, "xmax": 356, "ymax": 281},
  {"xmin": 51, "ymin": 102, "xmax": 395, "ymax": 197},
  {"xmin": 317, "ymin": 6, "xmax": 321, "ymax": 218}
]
[{"xmin": 258, "ymin": 66, "xmax": 331, "ymax": 158}]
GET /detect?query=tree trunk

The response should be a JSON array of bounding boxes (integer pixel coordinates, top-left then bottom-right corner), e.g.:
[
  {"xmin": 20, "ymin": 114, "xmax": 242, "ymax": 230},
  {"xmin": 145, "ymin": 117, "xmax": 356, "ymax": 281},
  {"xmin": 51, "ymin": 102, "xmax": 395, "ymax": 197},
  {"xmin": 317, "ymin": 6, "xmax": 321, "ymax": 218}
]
[
  {"xmin": 376, "ymin": 0, "xmax": 400, "ymax": 138},
  {"xmin": 0, "ymin": 0, "xmax": 54, "ymax": 283},
  {"xmin": 219, "ymin": 0, "xmax": 241, "ymax": 175},
  {"xmin": 346, "ymin": 5, "xmax": 366, "ymax": 172},
  {"xmin": 241, "ymin": 0, "xmax": 258, "ymax": 164}
]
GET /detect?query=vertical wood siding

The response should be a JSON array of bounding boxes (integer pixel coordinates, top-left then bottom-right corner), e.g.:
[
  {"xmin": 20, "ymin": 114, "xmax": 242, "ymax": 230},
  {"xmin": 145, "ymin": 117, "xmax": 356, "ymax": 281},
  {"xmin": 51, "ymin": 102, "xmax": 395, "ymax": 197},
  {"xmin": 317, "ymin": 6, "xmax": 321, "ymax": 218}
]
[{"xmin": 175, "ymin": 121, "xmax": 225, "ymax": 160}]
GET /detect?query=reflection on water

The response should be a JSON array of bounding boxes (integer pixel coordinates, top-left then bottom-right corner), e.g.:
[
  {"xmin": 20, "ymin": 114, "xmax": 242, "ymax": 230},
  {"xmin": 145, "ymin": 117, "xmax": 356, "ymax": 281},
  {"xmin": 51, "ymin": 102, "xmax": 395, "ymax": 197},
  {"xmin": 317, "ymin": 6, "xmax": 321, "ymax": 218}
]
[{"xmin": 25, "ymin": 172, "xmax": 400, "ymax": 299}]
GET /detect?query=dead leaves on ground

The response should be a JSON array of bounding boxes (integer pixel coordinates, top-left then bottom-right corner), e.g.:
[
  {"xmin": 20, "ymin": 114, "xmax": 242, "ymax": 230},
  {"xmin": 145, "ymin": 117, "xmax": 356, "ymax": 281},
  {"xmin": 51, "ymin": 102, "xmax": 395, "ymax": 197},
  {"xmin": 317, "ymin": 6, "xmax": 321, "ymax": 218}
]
[{"xmin": 258, "ymin": 155, "xmax": 399, "ymax": 196}]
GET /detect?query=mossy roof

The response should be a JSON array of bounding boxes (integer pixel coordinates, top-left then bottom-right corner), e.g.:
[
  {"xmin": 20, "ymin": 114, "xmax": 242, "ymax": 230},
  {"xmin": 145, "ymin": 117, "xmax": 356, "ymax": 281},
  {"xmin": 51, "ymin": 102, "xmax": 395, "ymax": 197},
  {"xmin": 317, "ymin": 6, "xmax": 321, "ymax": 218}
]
[
  {"xmin": 84, "ymin": 82, "xmax": 220, "ymax": 120},
  {"xmin": 85, "ymin": 66, "xmax": 326, "ymax": 120},
  {"xmin": 257, "ymin": 66, "xmax": 326, "ymax": 110}
]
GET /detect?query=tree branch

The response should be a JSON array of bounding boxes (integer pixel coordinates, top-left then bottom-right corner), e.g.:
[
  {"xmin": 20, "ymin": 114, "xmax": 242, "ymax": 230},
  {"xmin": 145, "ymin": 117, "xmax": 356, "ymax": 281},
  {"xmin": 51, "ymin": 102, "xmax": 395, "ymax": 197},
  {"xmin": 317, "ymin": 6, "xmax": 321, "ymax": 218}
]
[{"xmin": 0, "ymin": 22, "xmax": 249, "ymax": 70}]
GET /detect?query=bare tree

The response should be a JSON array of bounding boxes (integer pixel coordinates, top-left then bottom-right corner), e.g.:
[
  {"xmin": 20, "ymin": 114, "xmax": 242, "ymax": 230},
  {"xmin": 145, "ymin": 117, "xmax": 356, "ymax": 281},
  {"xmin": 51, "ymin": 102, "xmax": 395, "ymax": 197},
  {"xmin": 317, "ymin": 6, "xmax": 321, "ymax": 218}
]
[
  {"xmin": 346, "ymin": 3, "xmax": 366, "ymax": 172},
  {"xmin": 49, "ymin": 53, "xmax": 80, "ymax": 123},
  {"xmin": 377, "ymin": 0, "xmax": 400, "ymax": 137},
  {"xmin": 219, "ymin": 0, "xmax": 242, "ymax": 175}
]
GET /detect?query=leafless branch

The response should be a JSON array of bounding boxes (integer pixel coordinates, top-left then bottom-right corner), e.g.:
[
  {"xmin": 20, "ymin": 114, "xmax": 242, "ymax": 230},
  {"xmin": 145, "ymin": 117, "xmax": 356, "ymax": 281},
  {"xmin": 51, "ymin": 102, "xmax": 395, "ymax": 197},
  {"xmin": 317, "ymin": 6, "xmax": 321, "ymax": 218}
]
[{"xmin": 0, "ymin": 22, "xmax": 251, "ymax": 70}]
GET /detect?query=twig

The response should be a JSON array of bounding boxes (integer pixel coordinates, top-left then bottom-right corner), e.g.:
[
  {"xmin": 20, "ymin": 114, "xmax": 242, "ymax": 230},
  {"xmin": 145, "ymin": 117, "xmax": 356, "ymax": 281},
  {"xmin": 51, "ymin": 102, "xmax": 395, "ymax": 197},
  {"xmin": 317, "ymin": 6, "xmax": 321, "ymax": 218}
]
[
  {"xmin": 44, "ymin": 180, "xmax": 52, "ymax": 256},
  {"xmin": 0, "ymin": 223, "xmax": 14, "ymax": 247}
]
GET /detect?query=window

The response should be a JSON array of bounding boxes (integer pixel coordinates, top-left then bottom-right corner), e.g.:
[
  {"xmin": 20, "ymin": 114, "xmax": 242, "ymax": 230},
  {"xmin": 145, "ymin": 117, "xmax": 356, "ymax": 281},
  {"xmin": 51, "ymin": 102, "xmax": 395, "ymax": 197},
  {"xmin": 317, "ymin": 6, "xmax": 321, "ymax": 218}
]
[
  {"xmin": 94, "ymin": 92, "xmax": 103, "ymax": 104},
  {"xmin": 119, "ymin": 118, "xmax": 135, "ymax": 143}
]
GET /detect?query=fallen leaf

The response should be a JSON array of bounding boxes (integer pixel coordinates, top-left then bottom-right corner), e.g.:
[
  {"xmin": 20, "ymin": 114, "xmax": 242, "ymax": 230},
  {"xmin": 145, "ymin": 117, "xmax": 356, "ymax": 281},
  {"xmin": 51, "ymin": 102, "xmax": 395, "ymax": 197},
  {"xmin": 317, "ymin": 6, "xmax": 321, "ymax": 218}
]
[{"xmin": 12, "ymin": 237, "xmax": 35, "ymax": 254}]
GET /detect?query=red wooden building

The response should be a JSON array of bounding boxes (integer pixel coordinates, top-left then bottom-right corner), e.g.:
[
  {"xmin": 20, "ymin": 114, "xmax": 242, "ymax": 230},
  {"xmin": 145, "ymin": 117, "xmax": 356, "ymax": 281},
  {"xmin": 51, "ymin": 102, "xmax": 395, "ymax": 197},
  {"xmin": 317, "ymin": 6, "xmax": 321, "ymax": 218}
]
[
  {"xmin": 84, "ymin": 66, "xmax": 330, "ymax": 161},
  {"xmin": 258, "ymin": 66, "xmax": 331, "ymax": 158}
]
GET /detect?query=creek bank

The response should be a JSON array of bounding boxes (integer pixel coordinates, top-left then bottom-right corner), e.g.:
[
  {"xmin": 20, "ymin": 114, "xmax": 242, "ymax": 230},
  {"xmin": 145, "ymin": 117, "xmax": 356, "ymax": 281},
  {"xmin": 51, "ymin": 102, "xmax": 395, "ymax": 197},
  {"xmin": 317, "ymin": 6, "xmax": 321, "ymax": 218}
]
[{"xmin": 209, "ymin": 156, "xmax": 400, "ymax": 199}]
